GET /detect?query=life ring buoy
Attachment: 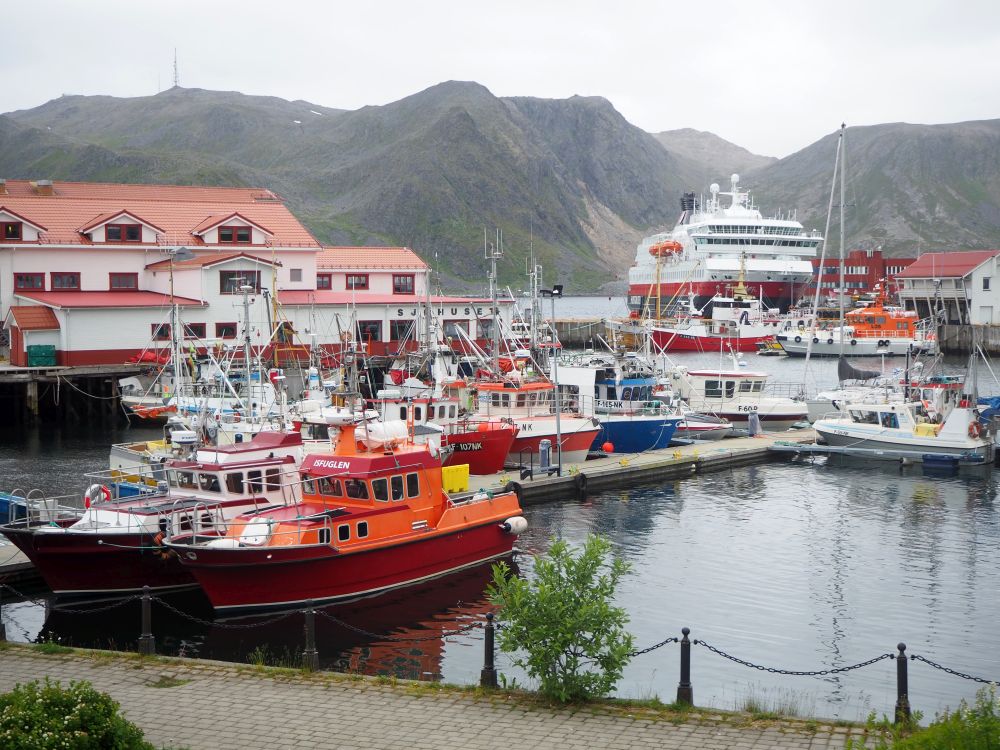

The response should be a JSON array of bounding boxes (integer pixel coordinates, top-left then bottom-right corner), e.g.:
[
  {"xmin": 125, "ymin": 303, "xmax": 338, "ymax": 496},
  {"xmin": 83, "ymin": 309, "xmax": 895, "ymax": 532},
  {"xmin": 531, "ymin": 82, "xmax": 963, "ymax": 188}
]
[
  {"xmin": 794, "ymin": 336, "xmax": 802, "ymax": 343},
  {"xmin": 850, "ymin": 339, "xmax": 857, "ymax": 346},
  {"xmin": 574, "ymin": 473, "xmax": 588, "ymax": 495},
  {"xmin": 826, "ymin": 338, "xmax": 834, "ymax": 345},
  {"xmin": 84, "ymin": 483, "xmax": 111, "ymax": 509},
  {"xmin": 969, "ymin": 422, "xmax": 982, "ymax": 439},
  {"xmin": 812, "ymin": 337, "xmax": 819, "ymax": 344}
]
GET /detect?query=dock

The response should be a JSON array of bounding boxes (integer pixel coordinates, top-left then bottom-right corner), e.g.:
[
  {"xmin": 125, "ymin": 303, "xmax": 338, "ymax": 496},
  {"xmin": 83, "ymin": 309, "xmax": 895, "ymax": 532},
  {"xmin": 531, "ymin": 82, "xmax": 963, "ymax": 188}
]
[{"xmin": 453, "ymin": 429, "xmax": 816, "ymax": 503}]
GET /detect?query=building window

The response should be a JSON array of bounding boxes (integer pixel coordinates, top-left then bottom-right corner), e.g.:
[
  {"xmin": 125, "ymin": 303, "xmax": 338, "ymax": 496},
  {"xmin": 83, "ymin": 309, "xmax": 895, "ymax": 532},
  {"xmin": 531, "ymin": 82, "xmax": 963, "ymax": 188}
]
[
  {"xmin": 106, "ymin": 224, "xmax": 142, "ymax": 242},
  {"xmin": 443, "ymin": 320, "xmax": 469, "ymax": 338},
  {"xmin": 289, "ymin": 268, "xmax": 302, "ymax": 282},
  {"xmin": 389, "ymin": 320, "xmax": 414, "ymax": 341},
  {"xmin": 215, "ymin": 322, "xmax": 237, "ymax": 339},
  {"xmin": 346, "ymin": 274, "xmax": 369, "ymax": 290},
  {"xmin": 356, "ymin": 321, "xmax": 382, "ymax": 342},
  {"xmin": 984, "ymin": 277, "xmax": 991, "ymax": 291},
  {"xmin": 109, "ymin": 272, "xmax": 138, "ymax": 290},
  {"xmin": 14, "ymin": 273, "xmax": 44, "ymax": 290},
  {"xmin": 183, "ymin": 323, "xmax": 206, "ymax": 339},
  {"xmin": 50, "ymin": 272, "xmax": 81, "ymax": 290},
  {"xmin": 3, "ymin": 221, "xmax": 23, "ymax": 241},
  {"xmin": 393, "ymin": 274, "xmax": 415, "ymax": 295},
  {"xmin": 218, "ymin": 226, "xmax": 252, "ymax": 244},
  {"xmin": 219, "ymin": 270, "xmax": 261, "ymax": 294},
  {"xmin": 152, "ymin": 323, "xmax": 171, "ymax": 341},
  {"xmin": 478, "ymin": 320, "xmax": 494, "ymax": 340},
  {"xmin": 316, "ymin": 273, "xmax": 332, "ymax": 290}
]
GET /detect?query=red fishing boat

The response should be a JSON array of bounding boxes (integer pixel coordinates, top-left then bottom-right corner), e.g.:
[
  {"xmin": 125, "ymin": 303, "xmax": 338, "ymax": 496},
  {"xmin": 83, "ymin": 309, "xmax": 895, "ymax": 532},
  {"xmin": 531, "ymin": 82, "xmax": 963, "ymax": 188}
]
[
  {"xmin": 0, "ymin": 431, "xmax": 304, "ymax": 599},
  {"xmin": 163, "ymin": 422, "xmax": 526, "ymax": 613}
]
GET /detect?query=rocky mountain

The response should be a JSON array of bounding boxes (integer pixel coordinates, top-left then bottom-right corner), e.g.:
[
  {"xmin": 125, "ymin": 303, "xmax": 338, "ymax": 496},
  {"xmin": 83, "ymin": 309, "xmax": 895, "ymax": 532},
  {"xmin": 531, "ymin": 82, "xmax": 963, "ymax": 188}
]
[
  {"xmin": 4, "ymin": 84, "xmax": 999, "ymax": 290},
  {"xmin": 654, "ymin": 128, "xmax": 777, "ymax": 179},
  {"xmin": 746, "ymin": 120, "xmax": 1000, "ymax": 256},
  {"xmin": 1, "ymin": 83, "xmax": 697, "ymax": 291}
]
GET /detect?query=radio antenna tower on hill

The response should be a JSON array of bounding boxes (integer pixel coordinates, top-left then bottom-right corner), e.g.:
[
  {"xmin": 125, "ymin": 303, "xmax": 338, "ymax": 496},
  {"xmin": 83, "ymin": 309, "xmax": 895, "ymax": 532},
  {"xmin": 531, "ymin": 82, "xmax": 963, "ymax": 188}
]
[{"xmin": 173, "ymin": 49, "xmax": 179, "ymax": 88}]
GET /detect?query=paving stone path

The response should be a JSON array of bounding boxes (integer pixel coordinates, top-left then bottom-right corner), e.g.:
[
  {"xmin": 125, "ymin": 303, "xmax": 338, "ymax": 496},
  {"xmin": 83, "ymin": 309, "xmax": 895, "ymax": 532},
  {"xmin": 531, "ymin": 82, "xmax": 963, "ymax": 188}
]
[{"xmin": 0, "ymin": 648, "xmax": 866, "ymax": 749}]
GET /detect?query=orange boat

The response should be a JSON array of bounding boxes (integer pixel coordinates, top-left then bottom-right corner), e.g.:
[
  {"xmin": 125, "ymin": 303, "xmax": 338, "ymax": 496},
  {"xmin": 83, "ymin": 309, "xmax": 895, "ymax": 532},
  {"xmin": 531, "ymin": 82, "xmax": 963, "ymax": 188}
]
[{"xmin": 164, "ymin": 421, "xmax": 526, "ymax": 613}]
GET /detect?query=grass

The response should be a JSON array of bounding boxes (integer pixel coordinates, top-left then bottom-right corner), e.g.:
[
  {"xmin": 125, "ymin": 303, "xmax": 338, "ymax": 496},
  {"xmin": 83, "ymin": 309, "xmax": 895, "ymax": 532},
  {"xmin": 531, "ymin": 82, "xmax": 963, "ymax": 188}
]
[
  {"xmin": 32, "ymin": 642, "xmax": 74, "ymax": 655},
  {"xmin": 146, "ymin": 675, "xmax": 190, "ymax": 689}
]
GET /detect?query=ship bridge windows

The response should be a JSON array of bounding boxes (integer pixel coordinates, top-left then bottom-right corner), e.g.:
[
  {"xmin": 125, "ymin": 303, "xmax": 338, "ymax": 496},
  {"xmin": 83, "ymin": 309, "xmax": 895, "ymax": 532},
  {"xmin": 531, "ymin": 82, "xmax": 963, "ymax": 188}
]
[
  {"xmin": 725, "ymin": 381, "xmax": 736, "ymax": 398},
  {"xmin": 169, "ymin": 471, "xmax": 198, "ymax": 490},
  {"xmin": 226, "ymin": 473, "xmax": 244, "ymax": 494},
  {"xmin": 391, "ymin": 475, "xmax": 405, "ymax": 501},
  {"xmin": 372, "ymin": 477, "xmax": 390, "ymax": 503},
  {"xmin": 319, "ymin": 477, "xmax": 343, "ymax": 498},
  {"xmin": 198, "ymin": 473, "xmax": 221, "ymax": 492},
  {"xmin": 705, "ymin": 380, "xmax": 722, "ymax": 398},
  {"xmin": 345, "ymin": 479, "xmax": 369, "ymax": 500},
  {"xmin": 406, "ymin": 472, "xmax": 420, "ymax": 498}
]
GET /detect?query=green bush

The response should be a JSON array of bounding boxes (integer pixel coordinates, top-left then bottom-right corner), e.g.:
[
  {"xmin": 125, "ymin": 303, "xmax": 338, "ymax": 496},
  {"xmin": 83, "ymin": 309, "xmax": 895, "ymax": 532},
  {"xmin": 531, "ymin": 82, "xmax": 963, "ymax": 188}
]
[
  {"xmin": 489, "ymin": 534, "xmax": 635, "ymax": 702},
  {"xmin": 0, "ymin": 678, "xmax": 153, "ymax": 749},
  {"xmin": 849, "ymin": 686, "xmax": 999, "ymax": 749}
]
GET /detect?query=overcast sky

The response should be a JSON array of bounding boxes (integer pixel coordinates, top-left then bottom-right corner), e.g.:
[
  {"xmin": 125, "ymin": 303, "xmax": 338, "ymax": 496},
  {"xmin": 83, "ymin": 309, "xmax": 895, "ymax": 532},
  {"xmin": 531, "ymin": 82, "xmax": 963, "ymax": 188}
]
[{"xmin": 4, "ymin": 0, "xmax": 999, "ymax": 157}]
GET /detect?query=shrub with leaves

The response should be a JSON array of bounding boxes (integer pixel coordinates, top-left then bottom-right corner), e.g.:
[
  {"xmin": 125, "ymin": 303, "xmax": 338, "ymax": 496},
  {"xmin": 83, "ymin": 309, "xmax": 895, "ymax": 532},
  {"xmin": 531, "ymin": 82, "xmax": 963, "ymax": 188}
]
[
  {"xmin": 0, "ymin": 678, "xmax": 153, "ymax": 750},
  {"xmin": 489, "ymin": 534, "xmax": 635, "ymax": 702}
]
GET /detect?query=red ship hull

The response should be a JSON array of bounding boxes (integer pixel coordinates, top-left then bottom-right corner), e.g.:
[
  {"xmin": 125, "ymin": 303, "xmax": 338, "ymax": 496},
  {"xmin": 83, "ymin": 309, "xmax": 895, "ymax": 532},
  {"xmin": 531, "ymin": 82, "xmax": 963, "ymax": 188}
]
[
  {"xmin": 650, "ymin": 328, "xmax": 774, "ymax": 353},
  {"xmin": 441, "ymin": 423, "xmax": 517, "ymax": 475},
  {"xmin": 176, "ymin": 521, "xmax": 516, "ymax": 614},
  {"xmin": 1, "ymin": 527, "xmax": 195, "ymax": 597}
]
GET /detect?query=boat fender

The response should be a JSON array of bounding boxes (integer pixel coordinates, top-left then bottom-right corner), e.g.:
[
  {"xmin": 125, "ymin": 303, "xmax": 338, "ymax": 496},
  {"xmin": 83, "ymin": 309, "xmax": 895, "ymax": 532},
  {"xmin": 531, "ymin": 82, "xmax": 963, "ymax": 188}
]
[
  {"xmin": 878, "ymin": 339, "xmax": 887, "ymax": 348},
  {"xmin": 812, "ymin": 337, "xmax": 819, "ymax": 344},
  {"xmin": 574, "ymin": 472, "xmax": 588, "ymax": 495},
  {"xmin": 501, "ymin": 516, "xmax": 528, "ymax": 535},
  {"xmin": 794, "ymin": 336, "xmax": 802, "ymax": 343},
  {"xmin": 503, "ymin": 481, "xmax": 524, "ymax": 504},
  {"xmin": 969, "ymin": 422, "xmax": 983, "ymax": 439},
  {"xmin": 850, "ymin": 339, "xmax": 857, "ymax": 346},
  {"xmin": 84, "ymin": 483, "xmax": 111, "ymax": 509},
  {"xmin": 827, "ymin": 338, "xmax": 834, "ymax": 345},
  {"xmin": 152, "ymin": 531, "xmax": 173, "ymax": 560}
]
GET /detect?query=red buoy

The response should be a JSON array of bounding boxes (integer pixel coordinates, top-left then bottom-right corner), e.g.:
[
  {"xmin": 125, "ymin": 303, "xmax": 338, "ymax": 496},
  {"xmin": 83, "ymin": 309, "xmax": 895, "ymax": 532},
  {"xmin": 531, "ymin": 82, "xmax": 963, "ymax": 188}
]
[{"xmin": 601, "ymin": 441, "xmax": 614, "ymax": 453}]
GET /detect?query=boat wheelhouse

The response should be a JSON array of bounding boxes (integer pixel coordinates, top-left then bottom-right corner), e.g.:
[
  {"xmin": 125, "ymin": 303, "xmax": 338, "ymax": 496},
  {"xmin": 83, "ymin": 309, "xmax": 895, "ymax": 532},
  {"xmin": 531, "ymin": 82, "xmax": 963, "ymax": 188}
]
[{"xmin": 666, "ymin": 367, "xmax": 807, "ymax": 431}]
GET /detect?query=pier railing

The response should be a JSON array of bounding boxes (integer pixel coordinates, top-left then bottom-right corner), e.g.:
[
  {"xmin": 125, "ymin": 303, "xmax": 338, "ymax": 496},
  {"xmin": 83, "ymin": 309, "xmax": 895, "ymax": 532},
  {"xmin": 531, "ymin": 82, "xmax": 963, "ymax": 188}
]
[{"xmin": 1, "ymin": 583, "xmax": 995, "ymax": 724}]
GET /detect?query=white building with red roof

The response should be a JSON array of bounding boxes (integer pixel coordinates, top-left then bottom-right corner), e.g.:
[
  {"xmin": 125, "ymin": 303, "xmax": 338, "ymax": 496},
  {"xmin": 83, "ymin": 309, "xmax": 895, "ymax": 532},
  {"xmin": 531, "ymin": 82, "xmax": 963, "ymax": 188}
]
[
  {"xmin": 895, "ymin": 249, "xmax": 1000, "ymax": 325},
  {"xmin": 0, "ymin": 179, "xmax": 504, "ymax": 366}
]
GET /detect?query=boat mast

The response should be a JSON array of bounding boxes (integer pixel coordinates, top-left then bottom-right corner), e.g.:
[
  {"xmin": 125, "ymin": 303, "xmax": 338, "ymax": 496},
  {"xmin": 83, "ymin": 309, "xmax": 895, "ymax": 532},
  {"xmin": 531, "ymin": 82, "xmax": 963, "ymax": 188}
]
[
  {"xmin": 241, "ymin": 284, "xmax": 254, "ymax": 414},
  {"xmin": 838, "ymin": 123, "xmax": 847, "ymax": 360},
  {"xmin": 486, "ymin": 229, "xmax": 503, "ymax": 375}
]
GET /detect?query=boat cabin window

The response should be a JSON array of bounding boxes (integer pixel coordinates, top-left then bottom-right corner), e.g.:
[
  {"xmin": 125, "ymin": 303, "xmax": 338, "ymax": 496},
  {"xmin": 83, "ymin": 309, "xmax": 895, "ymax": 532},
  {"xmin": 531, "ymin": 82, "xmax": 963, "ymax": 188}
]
[
  {"xmin": 338, "ymin": 524, "xmax": 350, "ymax": 542},
  {"xmin": 751, "ymin": 381, "xmax": 764, "ymax": 392},
  {"xmin": 318, "ymin": 527, "xmax": 331, "ymax": 544},
  {"xmin": 491, "ymin": 393, "xmax": 511, "ymax": 407},
  {"xmin": 171, "ymin": 471, "xmax": 198, "ymax": 490},
  {"xmin": 226, "ymin": 473, "xmax": 244, "ymax": 494},
  {"xmin": 319, "ymin": 477, "xmax": 343, "ymax": 497},
  {"xmin": 515, "ymin": 393, "xmax": 527, "ymax": 408},
  {"xmin": 449, "ymin": 405, "xmax": 456, "ymax": 418},
  {"xmin": 266, "ymin": 468, "xmax": 281, "ymax": 490},
  {"xmin": 303, "ymin": 478, "xmax": 316, "ymax": 495},
  {"xmin": 345, "ymin": 479, "xmax": 369, "ymax": 500},
  {"xmin": 739, "ymin": 381, "xmax": 753, "ymax": 393},
  {"xmin": 199, "ymin": 473, "xmax": 221, "ymax": 492},
  {"xmin": 357, "ymin": 521, "xmax": 369, "ymax": 539},
  {"xmin": 415, "ymin": 406, "xmax": 423, "ymax": 421},
  {"xmin": 372, "ymin": 477, "xmax": 390, "ymax": 502},
  {"xmin": 406, "ymin": 472, "xmax": 420, "ymax": 498},
  {"xmin": 399, "ymin": 406, "xmax": 407, "ymax": 420},
  {"xmin": 725, "ymin": 381, "xmax": 736, "ymax": 398},
  {"xmin": 391, "ymin": 475, "xmax": 405, "ymax": 501},
  {"xmin": 705, "ymin": 380, "xmax": 722, "ymax": 398},
  {"xmin": 301, "ymin": 423, "xmax": 330, "ymax": 441},
  {"xmin": 247, "ymin": 470, "xmax": 263, "ymax": 493},
  {"xmin": 621, "ymin": 387, "xmax": 632, "ymax": 400},
  {"xmin": 849, "ymin": 410, "xmax": 879, "ymax": 425},
  {"xmin": 880, "ymin": 412, "xmax": 899, "ymax": 429}
]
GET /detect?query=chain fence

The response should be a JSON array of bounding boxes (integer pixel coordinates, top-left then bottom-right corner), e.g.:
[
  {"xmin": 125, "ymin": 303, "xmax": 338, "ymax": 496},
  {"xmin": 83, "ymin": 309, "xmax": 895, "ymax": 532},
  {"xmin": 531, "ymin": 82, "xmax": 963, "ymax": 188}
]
[{"xmin": 694, "ymin": 638, "xmax": 896, "ymax": 677}]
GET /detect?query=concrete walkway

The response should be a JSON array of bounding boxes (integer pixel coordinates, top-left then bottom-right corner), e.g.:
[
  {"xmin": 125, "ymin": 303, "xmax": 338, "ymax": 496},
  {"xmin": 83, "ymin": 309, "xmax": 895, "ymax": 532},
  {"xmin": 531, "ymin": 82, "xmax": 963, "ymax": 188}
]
[{"xmin": 0, "ymin": 647, "xmax": 866, "ymax": 750}]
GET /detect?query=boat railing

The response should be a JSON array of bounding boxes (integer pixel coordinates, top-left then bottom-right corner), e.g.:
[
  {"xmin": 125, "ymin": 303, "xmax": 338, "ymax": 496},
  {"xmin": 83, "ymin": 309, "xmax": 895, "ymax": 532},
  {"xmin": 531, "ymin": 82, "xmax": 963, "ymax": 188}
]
[
  {"xmin": 765, "ymin": 381, "xmax": 810, "ymax": 400},
  {"xmin": 1, "ymin": 488, "xmax": 84, "ymax": 525}
]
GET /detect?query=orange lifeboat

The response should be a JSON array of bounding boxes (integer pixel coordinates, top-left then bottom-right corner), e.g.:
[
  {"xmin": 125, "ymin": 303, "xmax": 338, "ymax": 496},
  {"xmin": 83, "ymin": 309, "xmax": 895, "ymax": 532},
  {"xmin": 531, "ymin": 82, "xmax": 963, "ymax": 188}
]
[{"xmin": 648, "ymin": 240, "xmax": 683, "ymax": 257}]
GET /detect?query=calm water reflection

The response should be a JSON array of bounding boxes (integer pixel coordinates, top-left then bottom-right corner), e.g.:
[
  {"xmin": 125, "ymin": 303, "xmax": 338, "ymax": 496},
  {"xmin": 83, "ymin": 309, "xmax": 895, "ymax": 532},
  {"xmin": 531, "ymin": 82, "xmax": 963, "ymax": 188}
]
[{"xmin": 2, "ymin": 385, "xmax": 999, "ymax": 722}]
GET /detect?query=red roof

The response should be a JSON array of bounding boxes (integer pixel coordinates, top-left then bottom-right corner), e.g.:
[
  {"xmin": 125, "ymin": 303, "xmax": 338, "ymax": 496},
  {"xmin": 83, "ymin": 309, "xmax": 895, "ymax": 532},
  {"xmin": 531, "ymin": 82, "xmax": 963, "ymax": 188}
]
[
  {"xmin": 190, "ymin": 212, "xmax": 272, "ymax": 235},
  {"xmin": 317, "ymin": 246, "xmax": 427, "ymax": 270},
  {"xmin": 5, "ymin": 305, "xmax": 60, "ymax": 331},
  {"xmin": 0, "ymin": 180, "xmax": 319, "ymax": 248},
  {"xmin": 78, "ymin": 209, "xmax": 165, "ymax": 233},
  {"xmin": 895, "ymin": 250, "xmax": 1000, "ymax": 279},
  {"xmin": 145, "ymin": 252, "xmax": 281, "ymax": 270},
  {"xmin": 0, "ymin": 205, "xmax": 48, "ymax": 231},
  {"xmin": 278, "ymin": 290, "xmax": 494, "ymax": 306},
  {"xmin": 15, "ymin": 291, "xmax": 204, "ymax": 309}
]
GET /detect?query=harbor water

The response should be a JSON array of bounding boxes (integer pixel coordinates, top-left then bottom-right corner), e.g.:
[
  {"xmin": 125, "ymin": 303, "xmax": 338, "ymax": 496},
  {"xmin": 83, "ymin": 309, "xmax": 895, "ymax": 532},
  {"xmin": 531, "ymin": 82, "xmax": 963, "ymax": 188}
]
[{"xmin": 1, "ymin": 347, "xmax": 999, "ymax": 723}]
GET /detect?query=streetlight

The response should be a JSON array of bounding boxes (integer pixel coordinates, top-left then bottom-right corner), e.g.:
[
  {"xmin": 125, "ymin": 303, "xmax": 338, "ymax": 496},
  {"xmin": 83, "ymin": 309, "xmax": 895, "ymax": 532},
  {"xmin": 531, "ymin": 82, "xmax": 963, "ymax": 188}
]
[
  {"xmin": 166, "ymin": 246, "xmax": 196, "ymax": 302},
  {"xmin": 540, "ymin": 284, "xmax": 563, "ymax": 475}
]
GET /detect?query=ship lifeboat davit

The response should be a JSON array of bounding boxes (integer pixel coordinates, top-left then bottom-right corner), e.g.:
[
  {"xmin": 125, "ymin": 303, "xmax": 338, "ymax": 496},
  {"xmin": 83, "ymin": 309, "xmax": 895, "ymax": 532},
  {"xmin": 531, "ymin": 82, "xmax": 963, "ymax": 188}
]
[{"xmin": 648, "ymin": 240, "xmax": 683, "ymax": 257}]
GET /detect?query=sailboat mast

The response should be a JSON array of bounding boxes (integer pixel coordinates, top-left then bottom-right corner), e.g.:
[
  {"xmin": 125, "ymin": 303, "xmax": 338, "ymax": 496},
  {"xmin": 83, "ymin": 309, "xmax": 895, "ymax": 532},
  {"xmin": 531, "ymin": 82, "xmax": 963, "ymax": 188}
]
[
  {"xmin": 242, "ymin": 285, "xmax": 253, "ymax": 413},
  {"xmin": 838, "ymin": 123, "xmax": 846, "ymax": 351},
  {"xmin": 486, "ymin": 229, "xmax": 502, "ymax": 375}
]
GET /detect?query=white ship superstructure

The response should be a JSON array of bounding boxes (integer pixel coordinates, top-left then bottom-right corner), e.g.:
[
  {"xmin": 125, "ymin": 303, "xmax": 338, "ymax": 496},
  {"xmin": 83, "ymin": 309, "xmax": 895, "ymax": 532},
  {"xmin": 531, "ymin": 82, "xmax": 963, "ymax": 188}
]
[{"xmin": 627, "ymin": 174, "xmax": 822, "ymax": 315}]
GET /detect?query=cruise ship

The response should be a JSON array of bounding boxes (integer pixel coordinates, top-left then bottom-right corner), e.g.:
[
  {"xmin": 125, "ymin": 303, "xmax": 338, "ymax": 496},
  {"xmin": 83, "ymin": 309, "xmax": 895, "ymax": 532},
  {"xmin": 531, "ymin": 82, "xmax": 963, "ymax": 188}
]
[{"xmin": 627, "ymin": 174, "xmax": 822, "ymax": 315}]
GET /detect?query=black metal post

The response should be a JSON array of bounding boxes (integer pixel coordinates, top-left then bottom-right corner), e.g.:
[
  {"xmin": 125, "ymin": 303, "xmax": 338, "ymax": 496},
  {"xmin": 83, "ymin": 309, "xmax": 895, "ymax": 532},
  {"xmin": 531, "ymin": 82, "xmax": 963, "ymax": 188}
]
[
  {"xmin": 137, "ymin": 586, "xmax": 155, "ymax": 655},
  {"xmin": 894, "ymin": 642, "xmax": 911, "ymax": 724},
  {"xmin": 676, "ymin": 627, "xmax": 693, "ymax": 706},
  {"xmin": 0, "ymin": 587, "xmax": 6, "ymax": 642},
  {"xmin": 480, "ymin": 612, "xmax": 498, "ymax": 688},
  {"xmin": 302, "ymin": 601, "xmax": 319, "ymax": 671}
]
